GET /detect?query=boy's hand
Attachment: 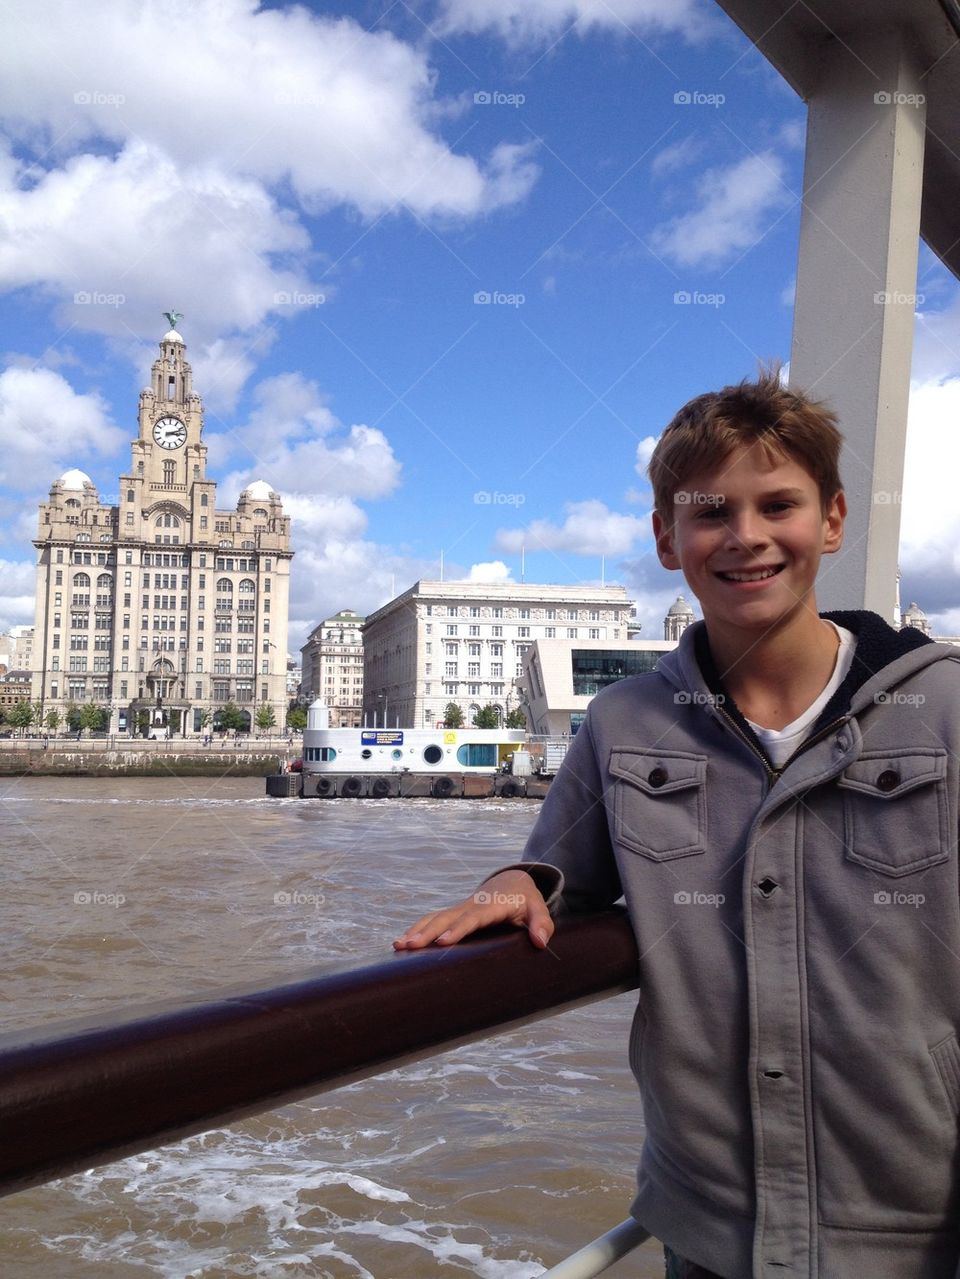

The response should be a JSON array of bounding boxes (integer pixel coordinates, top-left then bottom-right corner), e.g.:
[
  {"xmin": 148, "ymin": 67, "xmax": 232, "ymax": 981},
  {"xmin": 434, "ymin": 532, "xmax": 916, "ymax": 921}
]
[{"xmin": 393, "ymin": 869, "xmax": 553, "ymax": 951}]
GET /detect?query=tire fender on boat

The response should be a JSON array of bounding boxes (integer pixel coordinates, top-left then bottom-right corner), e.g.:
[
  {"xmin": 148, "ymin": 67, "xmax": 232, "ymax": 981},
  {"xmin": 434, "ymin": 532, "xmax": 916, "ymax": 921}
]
[
  {"xmin": 432, "ymin": 776, "xmax": 455, "ymax": 798},
  {"xmin": 500, "ymin": 781, "xmax": 519, "ymax": 798},
  {"xmin": 371, "ymin": 777, "xmax": 391, "ymax": 798},
  {"xmin": 341, "ymin": 776, "xmax": 363, "ymax": 798},
  {"xmin": 315, "ymin": 776, "xmax": 335, "ymax": 798}
]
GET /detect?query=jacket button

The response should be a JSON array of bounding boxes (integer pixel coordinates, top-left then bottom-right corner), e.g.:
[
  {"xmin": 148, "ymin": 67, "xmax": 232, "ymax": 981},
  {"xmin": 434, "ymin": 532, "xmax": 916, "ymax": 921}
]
[
  {"xmin": 647, "ymin": 766, "xmax": 668, "ymax": 788},
  {"xmin": 876, "ymin": 769, "xmax": 900, "ymax": 792}
]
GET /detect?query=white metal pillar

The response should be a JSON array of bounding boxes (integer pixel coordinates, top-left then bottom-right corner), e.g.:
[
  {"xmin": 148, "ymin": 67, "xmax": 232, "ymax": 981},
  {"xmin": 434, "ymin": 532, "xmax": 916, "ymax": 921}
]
[{"xmin": 789, "ymin": 29, "xmax": 926, "ymax": 617}]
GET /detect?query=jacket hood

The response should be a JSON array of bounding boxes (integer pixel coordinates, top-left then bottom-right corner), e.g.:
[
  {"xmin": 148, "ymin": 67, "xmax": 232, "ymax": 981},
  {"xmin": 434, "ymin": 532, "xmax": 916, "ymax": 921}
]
[{"xmin": 655, "ymin": 610, "xmax": 953, "ymax": 754}]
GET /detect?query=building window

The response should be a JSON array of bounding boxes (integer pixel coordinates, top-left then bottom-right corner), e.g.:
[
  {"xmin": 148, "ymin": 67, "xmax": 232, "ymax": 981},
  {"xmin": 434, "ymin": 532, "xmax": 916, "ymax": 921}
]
[
  {"xmin": 493, "ymin": 607, "xmax": 502, "ymax": 618},
  {"xmin": 519, "ymin": 608, "xmax": 530, "ymax": 619},
  {"xmin": 445, "ymin": 662, "xmax": 457, "ymax": 676},
  {"xmin": 468, "ymin": 624, "xmax": 480, "ymax": 636},
  {"xmin": 567, "ymin": 628, "xmax": 578, "ymax": 638},
  {"xmin": 518, "ymin": 627, "xmax": 530, "ymax": 638},
  {"xmin": 468, "ymin": 662, "xmax": 480, "ymax": 677}
]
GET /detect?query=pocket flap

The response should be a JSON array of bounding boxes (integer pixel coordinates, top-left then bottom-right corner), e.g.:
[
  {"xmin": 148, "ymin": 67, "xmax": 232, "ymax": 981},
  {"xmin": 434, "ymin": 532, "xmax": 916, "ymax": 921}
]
[
  {"xmin": 609, "ymin": 748, "xmax": 706, "ymax": 795},
  {"xmin": 838, "ymin": 750, "xmax": 946, "ymax": 800}
]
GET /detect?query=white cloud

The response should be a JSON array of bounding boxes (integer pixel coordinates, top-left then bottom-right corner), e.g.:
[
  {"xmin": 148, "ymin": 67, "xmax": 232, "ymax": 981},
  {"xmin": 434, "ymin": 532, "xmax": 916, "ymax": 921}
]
[
  {"xmin": 650, "ymin": 135, "xmax": 705, "ymax": 177},
  {"xmin": 899, "ymin": 378, "xmax": 960, "ymax": 581},
  {"xmin": 635, "ymin": 435, "xmax": 657, "ymax": 473},
  {"xmin": 912, "ymin": 294, "xmax": 960, "ymax": 386},
  {"xmin": 0, "ymin": 0, "xmax": 540, "ymax": 362},
  {"xmin": 434, "ymin": 0, "xmax": 707, "ymax": 42},
  {"xmin": 496, "ymin": 499, "xmax": 647, "ymax": 556},
  {"xmin": 213, "ymin": 373, "xmax": 402, "ymax": 504},
  {"xmin": 0, "ymin": 366, "xmax": 126, "ymax": 489},
  {"xmin": 464, "ymin": 560, "xmax": 513, "ymax": 583},
  {"xmin": 0, "ymin": 141, "xmax": 316, "ymax": 348},
  {"xmin": 651, "ymin": 152, "xmax": 791, "ymax": 268},
  {"xmin": 0, "ymin": 1, "xmax": 537, "ymax": 220},
  {"xmin": 0, "ymin": 558, "xmax": 36, "ymax": 634},
  {"xmin": 287, "ymin": 541, "xmax": 434, "ymax": 652}
]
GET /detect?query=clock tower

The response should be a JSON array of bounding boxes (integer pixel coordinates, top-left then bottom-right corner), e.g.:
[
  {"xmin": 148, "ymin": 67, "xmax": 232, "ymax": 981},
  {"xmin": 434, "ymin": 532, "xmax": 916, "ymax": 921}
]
[{"xmin": 132, "ymin": 312, "xmax": 207, "ymax": 493}]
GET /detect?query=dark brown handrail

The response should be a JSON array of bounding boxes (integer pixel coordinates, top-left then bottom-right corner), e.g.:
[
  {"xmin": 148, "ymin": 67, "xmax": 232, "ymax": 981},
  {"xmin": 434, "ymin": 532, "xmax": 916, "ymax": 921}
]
[{"xmin": 0, "ymin": 909, "xmax": 638, "ymax": 1198}]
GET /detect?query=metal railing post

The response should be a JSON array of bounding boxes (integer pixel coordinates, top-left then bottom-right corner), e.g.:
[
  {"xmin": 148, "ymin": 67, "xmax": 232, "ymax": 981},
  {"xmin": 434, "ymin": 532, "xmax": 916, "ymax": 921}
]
[{"xmin": 539, "ymin": 1218, "xmax": 652, "ymax": 1278}]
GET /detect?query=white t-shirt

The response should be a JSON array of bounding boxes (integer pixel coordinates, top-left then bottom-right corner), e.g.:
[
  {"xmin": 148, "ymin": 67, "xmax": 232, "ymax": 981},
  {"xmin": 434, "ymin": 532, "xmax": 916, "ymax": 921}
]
[{"xmin": 745, "ymin": 622, "xmax": 857, "ymax": 769}]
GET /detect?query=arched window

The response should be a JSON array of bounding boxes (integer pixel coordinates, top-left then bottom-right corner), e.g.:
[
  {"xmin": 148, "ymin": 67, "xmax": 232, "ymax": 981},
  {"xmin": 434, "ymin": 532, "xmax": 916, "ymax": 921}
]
[
  {"xmin": 253, "ymin": 507, "xmax": 268, "ymax": 517},
  {"xmin": 238, "ymin": 578, "xmax": 256, "ymax": 594},
  {"xmin": 96, "ymin": 573, "xmax": 111, "ymax": 588},
  {"xmin": 126, "ymin": 489, "xmax": 134, "ymax": 502},
  {"xmin": 65, "ymin": 498, "xmax": 81, "ymax": 508},
  {"xmin": 200, "ymin": 493, "xmax": 208, "ymax": 507},
  {"xmin": 74, "ymin": 572, "xmax": 91, "ymax": 587},
  {"xmin": 216, "ymin": 578, "xmax": 233, "ymax": 593}
]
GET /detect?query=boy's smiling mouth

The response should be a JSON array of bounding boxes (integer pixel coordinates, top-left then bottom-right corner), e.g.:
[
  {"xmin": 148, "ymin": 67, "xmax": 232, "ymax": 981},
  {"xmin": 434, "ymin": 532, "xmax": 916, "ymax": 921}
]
[{"xmin": 715, "ymin": 564, "xmax": 785, "ymax": 583}]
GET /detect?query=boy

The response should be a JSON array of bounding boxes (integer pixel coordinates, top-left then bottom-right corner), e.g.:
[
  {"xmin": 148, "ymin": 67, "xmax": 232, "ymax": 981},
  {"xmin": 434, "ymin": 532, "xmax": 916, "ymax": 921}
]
[{"xmin": 395, "ymin": 371, "xmax": 960, "ymax": 1278}]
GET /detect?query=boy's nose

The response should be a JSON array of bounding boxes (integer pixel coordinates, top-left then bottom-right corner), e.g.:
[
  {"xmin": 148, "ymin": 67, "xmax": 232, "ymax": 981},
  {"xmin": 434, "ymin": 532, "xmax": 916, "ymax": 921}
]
[{"xmin": 724, "ymin": 510, "xmax": 768, "ymax": 549}]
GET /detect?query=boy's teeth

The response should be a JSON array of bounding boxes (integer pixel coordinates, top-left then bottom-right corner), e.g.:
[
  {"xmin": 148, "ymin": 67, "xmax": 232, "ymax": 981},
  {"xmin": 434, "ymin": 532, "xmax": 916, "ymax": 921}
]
[{"xmin": 722, "ymin": 568, "xmax": 777, "ymax": 581}]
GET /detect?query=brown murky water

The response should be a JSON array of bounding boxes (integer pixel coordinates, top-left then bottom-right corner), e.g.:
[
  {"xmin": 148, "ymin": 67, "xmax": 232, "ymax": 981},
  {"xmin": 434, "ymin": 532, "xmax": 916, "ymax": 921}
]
[{"xmin": 0, "ymin": 776, "xmax": 665, "ymax": 1277}]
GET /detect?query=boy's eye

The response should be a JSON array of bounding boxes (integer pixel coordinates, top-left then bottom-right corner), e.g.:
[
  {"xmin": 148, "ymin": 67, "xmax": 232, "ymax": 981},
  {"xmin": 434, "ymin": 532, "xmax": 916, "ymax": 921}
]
[{"xmin": 765, "ymin": 501, "xmax": 793, "ymax": 513}]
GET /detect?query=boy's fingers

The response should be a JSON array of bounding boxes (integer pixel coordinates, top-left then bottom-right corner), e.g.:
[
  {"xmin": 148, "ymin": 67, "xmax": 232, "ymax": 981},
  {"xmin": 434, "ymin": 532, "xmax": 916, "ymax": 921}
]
[{"xmin": 393, "ymin": 887, "xmax": 552, "ymax": 950}]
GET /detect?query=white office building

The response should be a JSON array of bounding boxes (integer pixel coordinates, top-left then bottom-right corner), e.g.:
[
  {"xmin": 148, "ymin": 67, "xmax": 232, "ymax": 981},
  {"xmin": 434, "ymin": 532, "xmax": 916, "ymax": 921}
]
[{"xmin": 361, "ymin": 580, "xmax": 636, "ymax": 729}]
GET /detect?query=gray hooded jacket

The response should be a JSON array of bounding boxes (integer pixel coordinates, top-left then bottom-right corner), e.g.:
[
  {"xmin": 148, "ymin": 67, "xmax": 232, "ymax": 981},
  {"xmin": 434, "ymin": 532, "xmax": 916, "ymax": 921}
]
[{"xmin": 519, "ymin": 611, "xmax": 960, "ymax": 1278}]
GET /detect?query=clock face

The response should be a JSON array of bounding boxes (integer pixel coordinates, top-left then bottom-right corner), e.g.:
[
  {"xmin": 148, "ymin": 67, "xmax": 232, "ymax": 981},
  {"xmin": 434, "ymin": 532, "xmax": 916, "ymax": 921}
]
[{"xmin": 153, "ymin": 416, "xmax": 187, "ymax": 450}]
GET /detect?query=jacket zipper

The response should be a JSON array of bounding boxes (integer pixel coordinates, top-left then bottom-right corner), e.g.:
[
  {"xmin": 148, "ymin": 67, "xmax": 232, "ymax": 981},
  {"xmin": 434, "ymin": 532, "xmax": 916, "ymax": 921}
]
[{"xmin": 716, "ymin": 707, "xmax": 850, "ymax": 792}]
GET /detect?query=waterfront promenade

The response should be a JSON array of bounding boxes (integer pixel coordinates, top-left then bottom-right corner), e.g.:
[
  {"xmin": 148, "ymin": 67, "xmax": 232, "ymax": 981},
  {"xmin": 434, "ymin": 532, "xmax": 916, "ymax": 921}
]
[{"xmin": 0, "ymin": 735, "xmax": 299, "ymax": 777}]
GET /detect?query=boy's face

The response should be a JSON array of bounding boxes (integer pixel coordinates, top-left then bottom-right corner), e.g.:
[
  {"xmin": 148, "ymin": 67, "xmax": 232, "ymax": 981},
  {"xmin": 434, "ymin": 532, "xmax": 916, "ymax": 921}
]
[{"xmin": 652, "ymin": 443, "xmax": 846, "ymax": 641}]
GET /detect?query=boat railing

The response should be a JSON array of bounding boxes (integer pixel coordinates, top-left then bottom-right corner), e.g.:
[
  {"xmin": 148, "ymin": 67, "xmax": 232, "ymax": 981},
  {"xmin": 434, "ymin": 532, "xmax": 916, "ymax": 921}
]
[{"xmin": 0, "ymin": 908, "xmax": 645, "ymax": 1276}]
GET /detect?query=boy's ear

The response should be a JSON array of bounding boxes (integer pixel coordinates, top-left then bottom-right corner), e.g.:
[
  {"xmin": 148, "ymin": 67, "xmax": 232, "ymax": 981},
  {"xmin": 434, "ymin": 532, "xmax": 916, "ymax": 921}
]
[
  {"xmin": 822, "ymin": 490, "xmax": 846, "ymax": 555},
  {"xmin": 652, "ymin": 508, "xmax": 681, "ymax": 570}
]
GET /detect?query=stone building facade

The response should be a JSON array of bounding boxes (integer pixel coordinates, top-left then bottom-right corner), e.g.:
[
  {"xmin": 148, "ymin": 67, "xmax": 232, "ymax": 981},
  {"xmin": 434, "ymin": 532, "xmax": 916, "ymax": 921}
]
[
  {"xmin": 30, "ymin": 321, "xmax": 292, "ymax": 736},
  {"xmin": 300, "ymin": 609, "xmax": 365, "ymax": 728},
  {"xmin": 361, "ymin": 580, "xmax": 635, "ymax": 729}
]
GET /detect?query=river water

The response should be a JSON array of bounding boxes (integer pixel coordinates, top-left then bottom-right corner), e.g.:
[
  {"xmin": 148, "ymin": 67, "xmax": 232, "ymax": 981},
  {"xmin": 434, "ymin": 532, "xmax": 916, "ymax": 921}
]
[{"xmin": 0, "ymin": 777, "xmax": 665, "ymax": 1278}]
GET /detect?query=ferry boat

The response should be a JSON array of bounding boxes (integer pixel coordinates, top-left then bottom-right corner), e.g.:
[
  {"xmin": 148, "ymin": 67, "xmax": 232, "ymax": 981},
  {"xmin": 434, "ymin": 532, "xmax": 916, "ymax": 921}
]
[{"xmin": 294, "ymin": 700, "xmax": 552, "ymax": 798}]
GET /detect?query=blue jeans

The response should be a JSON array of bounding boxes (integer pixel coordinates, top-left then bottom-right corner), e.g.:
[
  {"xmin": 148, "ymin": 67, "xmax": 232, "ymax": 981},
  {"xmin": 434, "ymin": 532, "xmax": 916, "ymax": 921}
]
[{"xmin": 663, "ymin": 1244, "xmax": 726, "ymax": 1278}]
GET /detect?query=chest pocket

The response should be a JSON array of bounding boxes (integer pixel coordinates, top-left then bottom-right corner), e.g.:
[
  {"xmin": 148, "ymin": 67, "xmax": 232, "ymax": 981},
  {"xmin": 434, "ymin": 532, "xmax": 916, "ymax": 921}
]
[
  {"xmin": 837, "ymin": 749, "xmax": 949, "ymax": 877},
  {"xmin": 609, "ymin": 748, "xmax": 707, "ymax": 861}
]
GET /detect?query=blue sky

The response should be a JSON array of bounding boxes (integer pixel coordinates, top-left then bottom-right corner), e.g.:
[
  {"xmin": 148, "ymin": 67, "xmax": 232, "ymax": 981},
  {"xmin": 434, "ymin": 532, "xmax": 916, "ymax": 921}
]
[{"xmin": 2, "ymin": 0, "xmax": 959, "ymax": 651}]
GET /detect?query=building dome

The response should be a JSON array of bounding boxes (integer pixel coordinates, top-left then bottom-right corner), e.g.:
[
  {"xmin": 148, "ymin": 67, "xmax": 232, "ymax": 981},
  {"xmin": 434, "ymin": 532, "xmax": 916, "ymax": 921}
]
[
  {"xmin": 901, "ymin": 601, "xmax": 931, "ymax": 635},
  {"xmin": 58, "ymin": 468, "xmax": 94, "ymax": 490},
  {"xmin": 667, "ymin": 594, "xmax": 695, "ymax": 617},
  {"xmin": 161, "ymin": 329, "xmax": 184, "ymax": 344},
  {"xmin": 243, "ymin": 479, "xmax": 274, "ymax": 498}
]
